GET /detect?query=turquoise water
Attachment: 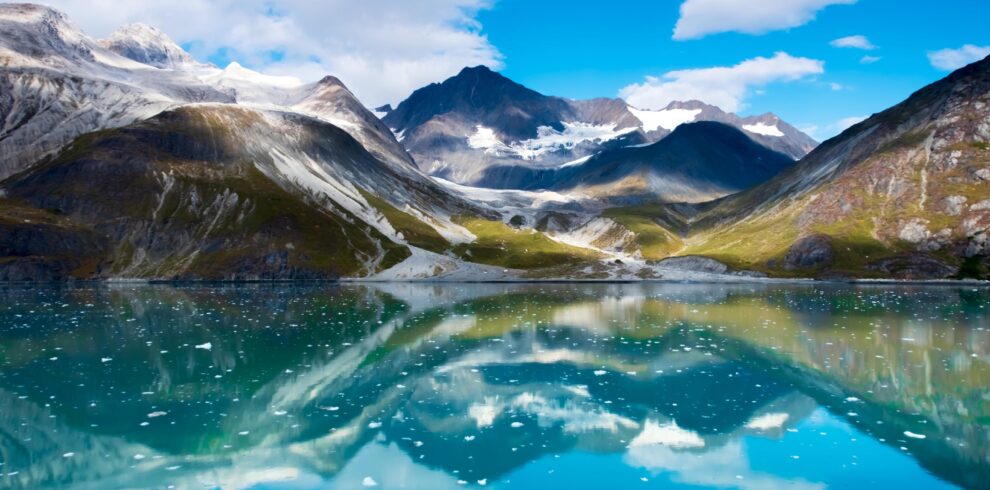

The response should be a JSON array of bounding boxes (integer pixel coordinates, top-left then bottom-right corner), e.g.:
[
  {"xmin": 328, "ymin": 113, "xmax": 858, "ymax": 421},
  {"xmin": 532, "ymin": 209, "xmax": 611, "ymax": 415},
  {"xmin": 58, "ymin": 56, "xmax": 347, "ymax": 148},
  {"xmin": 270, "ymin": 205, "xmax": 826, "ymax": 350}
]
[{"xmin": 0, "ymin": 283, "xmax": 987, "ymax": 489}]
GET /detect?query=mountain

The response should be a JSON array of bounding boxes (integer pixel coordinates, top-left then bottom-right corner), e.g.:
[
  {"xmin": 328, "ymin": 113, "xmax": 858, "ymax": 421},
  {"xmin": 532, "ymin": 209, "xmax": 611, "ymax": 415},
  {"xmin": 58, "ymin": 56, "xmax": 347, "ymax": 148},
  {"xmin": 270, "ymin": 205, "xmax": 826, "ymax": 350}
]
[
  {"xmin": 476, "ymin": 121, "xmax": 794, "ymax": 203},
  {"xmin": 0, "ymin": 103, "xmax": 498, "ymax": 280},
  {"xmin": 678, "ymin": 54, "xmax": 990, "ymax": 279},
  {"xmin": 1, "ymin": 4, "xmax": 987, "ymax": 282},
  {"xmin": 0, "ymin": 5, "xmax": 612, "ymax": 281},
  {"xmin": 0, "ymin": 4, "xmax": 505, "ymax": 280},
  {"xmin": 382, "ymin": 65, "xmax": 816, "ymax": 185},
  {"xmin": 0, "ymin": 4, "xmax": 232, "ymax": 180},
  {"xmin": 99, "ymin": 23, "xmax": 199, "ymax": 69}
]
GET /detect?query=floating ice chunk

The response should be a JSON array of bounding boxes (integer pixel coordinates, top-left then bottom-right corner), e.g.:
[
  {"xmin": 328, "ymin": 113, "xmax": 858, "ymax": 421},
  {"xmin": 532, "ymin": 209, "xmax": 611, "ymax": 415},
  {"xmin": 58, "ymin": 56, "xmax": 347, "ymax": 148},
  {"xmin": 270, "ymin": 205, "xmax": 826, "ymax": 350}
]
[
  {"xmin": 238, "ymin": 431, "xmax": 250, "ymax": 435},
  {"xmin": 368, "ymin": 422, "xmax": 382, "ymax": 429},
  {"xmin": 478, "ymin": 479, "xmax": 487, "ymax": 486},
  {"xmin": 593, "ymin": 370, "xmax": 607, "ymax": 376},
  {"xmin": 62, "ymin": 452, "xmax": 75, "ymax": 458},
  {"xmin": 362, "ymin": 476, "xmax": 378, "ymax": 487},
  {"xmin": 464, "ymin": 435, "xmax": 476, "ymax": 441},
  {"xmin": 195, "ymin": 342, "xmax": 212, "ymax": 350},
  {"xmin": 147, "ymin": 411, "xmax": 167, "ymax": 418},
  {"xmin": 274, "ymin": 410, "xmax": 287, "ymax": 416},
  {"xmin": 904, "ymin": 431, "xmax": 926, "ymax": 439},
  {"xmin": 101, "ymin": 357, "xmax": 112, "ymax": 363},
  {"xmin": 510, "ymin": 421, "xmax": 524, "ymax": 428}
]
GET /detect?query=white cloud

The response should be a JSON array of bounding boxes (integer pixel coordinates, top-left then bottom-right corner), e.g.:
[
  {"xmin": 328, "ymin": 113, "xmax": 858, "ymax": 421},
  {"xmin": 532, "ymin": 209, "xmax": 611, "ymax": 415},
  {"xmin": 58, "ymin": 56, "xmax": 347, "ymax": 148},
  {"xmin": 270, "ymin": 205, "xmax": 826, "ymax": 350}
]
[
  {"xmin": 673, "ymin": 0, "xmax": 856, "ymax": 40},
  {"xmin": 829, "ymin": 82, "xmax": 843, "ymax": 91},
  {"xmin": 859, "ymin": 55, "xmax": 881, "ymax": 64},
  {"xmin": 834, "ymin": 115, "xmax": 866, "ymax": 131},
  {"xmin": 38, "ymin": 0, "xmax": 502, "ymax": 106},
  {"xmin": 830, "ymin": 35, "xmax": 875, "ymax": 50},
  {"xmin": 619, "ymin": 52, "xmax": 824, "ymax": 113},
  {"xmin": 927, "ymin": 44, "xmax": 990, "ymax": 71}
]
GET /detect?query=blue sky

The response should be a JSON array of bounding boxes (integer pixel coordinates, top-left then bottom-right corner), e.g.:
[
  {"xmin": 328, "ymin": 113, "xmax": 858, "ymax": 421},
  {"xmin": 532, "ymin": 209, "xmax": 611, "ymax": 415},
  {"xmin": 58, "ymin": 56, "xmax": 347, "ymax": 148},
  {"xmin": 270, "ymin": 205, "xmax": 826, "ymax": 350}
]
[
  {"xmin": 40, "ymin": 0, "xmax": 990, "ymax": 141},
  {"xmin": 475, "ymin": 0, "xmax": 990, "ymax": 140}
]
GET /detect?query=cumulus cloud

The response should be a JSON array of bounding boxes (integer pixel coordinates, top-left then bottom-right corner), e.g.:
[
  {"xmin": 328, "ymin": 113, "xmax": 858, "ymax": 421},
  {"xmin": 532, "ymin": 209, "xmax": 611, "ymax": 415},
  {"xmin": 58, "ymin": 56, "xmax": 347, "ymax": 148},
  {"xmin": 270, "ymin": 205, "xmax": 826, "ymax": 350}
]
[
  {"xmin": 619, "ymin": 52, "xmax": 824, "ymax": 112},
  {"xmin": 673, "ymin": 0, "xmax": 856, "ymax": 40},
  {"xmin": 830, "ymin": 35, "xmax": 875, "ymax": 50},
  {"xmin": 927, "ymin": 44, "xmax": 990, "ymax": 71},
  {"xmin": 39, "ymin": 0, "xmax": 502, "ymax": 106}
]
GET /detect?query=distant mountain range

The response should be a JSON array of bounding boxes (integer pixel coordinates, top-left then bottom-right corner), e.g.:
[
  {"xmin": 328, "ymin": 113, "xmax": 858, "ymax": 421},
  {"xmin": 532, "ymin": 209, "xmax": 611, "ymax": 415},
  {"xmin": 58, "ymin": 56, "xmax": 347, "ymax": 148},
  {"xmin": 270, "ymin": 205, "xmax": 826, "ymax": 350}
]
[
  {"xmin": 0, "ymin": 4, "xmax": 987, "ymax": 281},
  {"xmin": 381, "ymin": 65, "xmax": 816, "ymax": 189}
]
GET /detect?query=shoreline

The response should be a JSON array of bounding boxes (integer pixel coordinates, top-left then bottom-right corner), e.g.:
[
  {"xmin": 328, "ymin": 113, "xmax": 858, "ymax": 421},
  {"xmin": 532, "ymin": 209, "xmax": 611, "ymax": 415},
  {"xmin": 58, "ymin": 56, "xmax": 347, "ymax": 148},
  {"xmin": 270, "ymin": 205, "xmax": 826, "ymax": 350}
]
[{"xmin": 1, "ymin": 277, "xmax": 988, "ymax": 286}]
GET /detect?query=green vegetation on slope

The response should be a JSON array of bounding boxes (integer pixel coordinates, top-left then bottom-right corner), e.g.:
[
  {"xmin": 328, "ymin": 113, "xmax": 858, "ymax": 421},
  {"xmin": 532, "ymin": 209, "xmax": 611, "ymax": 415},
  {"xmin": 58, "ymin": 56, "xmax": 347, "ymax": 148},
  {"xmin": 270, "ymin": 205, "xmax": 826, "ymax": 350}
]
[
  {"xmin": 602, "ymin": 205, "xmax": 685, "ymax": 260},
  {"xmin": 451, "ymin": 217, "xmax": 601, "ymax": 269}
]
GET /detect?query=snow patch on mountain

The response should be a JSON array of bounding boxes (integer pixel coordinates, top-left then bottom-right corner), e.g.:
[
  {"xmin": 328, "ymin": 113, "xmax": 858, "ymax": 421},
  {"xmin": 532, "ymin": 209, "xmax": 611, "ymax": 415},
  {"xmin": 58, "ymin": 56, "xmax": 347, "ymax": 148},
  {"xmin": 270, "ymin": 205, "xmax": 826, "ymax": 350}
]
[
  {"xmin": 628, "ymin": 107, "xmax": 701, "ymax": 132},
  {"xmin": 467, "ymin": 126, "xmax": 505, "ymax": 151},
  {"xmin": 742, "ymin": 122, "xmax": 785, "ymax": 137},
  {"xmin": 467, "ymin": 123, "xmax": 636, "ymax": 160}
]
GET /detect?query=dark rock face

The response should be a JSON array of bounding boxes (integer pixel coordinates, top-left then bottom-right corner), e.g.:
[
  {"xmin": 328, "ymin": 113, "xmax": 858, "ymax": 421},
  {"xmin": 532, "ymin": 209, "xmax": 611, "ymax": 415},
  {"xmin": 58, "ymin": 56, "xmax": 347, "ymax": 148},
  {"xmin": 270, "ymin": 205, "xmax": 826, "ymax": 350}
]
[
  {"xmin": 0, "ymin": 213, "xmax": 109, "ymax": 281},
  {"xmin": 784, "ymin": 234, "xmax": 835, "ymax": 270},
  {"xmin": 866, "ymin": 254, "xmax": 959, "ymax": 280}
]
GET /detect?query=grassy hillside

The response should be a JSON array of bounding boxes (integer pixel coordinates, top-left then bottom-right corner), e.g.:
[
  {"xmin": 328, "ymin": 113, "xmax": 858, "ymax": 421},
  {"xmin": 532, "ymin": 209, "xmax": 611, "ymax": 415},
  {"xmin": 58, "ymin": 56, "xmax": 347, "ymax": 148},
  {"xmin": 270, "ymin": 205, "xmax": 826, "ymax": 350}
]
[{"xmin": 452, "ymin": 217, "xmax": 601, "ymax": 269}]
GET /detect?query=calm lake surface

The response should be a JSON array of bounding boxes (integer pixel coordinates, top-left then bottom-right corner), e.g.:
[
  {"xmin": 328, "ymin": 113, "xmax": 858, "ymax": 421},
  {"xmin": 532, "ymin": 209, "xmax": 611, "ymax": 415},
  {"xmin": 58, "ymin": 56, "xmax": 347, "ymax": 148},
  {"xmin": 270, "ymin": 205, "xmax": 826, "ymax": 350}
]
[{"xmin": 0, "ymin": 283, "xmax": 987, "ymax": 489}]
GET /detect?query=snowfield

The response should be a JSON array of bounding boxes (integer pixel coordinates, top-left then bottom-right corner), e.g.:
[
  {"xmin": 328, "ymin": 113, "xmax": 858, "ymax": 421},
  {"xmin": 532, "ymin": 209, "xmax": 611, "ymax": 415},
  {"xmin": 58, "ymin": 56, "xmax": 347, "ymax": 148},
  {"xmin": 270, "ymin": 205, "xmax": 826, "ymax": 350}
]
[
  {"xmin": 742, "ymin": 122, "xmax": 785, "ymax": 137},
  {"xmin": 467, "ymin": 122, "xmax": 637, "ymax": 160},
  {"xmin": 628, "ymin": 107, "xmax": 702, "ymax": 132}
]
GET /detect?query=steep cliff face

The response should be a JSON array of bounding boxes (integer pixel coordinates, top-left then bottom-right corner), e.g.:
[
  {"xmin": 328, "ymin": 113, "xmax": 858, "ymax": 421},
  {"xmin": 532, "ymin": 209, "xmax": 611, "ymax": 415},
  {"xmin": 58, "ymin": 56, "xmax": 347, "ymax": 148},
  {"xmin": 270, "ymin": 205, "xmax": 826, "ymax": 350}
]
[{"xmin": 684, "ymin": 55, "xmax": 990, "ymax": 279}]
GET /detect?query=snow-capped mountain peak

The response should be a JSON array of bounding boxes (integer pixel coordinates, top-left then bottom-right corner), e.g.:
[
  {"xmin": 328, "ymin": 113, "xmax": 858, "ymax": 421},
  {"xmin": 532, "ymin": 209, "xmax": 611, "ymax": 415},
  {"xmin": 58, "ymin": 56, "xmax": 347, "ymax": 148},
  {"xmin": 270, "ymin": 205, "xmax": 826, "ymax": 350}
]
[
  {"xmin": 99, "ymin": 22, "xmax": 196, "ymax": 69},
  {"xmin": 215, "ymin": 61, "xmax": 303, "ymax": 88},
  {"xmin": 0, "ymin": 3, "xmax": 97, "ymax": 66}
]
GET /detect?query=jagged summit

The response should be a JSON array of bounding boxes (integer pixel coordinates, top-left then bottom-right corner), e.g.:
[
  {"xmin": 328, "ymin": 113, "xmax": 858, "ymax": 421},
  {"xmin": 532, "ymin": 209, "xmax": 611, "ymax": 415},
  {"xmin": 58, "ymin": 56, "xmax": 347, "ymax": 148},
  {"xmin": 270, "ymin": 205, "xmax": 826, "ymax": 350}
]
[
  {"xmin": 383, "ymin": 64, "xmax": 570, "ymax": 142},
  {"xmin": 100, "ymin": 23, "xmax": 196, "ymax": 69}
]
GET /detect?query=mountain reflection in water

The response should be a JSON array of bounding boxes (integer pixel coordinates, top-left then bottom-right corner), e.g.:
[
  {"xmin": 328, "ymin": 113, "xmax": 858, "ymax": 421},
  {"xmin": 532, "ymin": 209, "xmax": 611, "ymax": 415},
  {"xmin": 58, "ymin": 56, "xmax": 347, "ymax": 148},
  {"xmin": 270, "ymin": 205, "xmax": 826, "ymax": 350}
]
[{"xmin": 0, "ymin": 283, "xmax": 986, "ymax": 489}]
